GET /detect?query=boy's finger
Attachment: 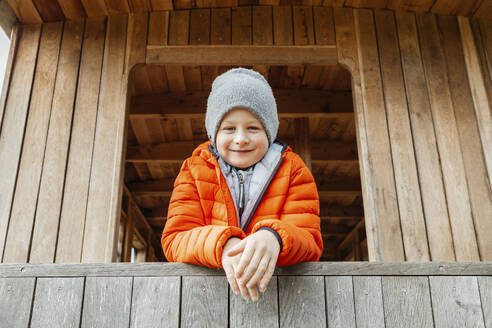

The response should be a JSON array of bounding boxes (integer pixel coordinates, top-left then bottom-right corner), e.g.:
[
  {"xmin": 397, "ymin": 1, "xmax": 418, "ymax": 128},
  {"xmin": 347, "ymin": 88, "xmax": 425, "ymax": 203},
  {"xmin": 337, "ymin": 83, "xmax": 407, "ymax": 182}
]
[
  {"xmin": 224, "ymin": 265, "xmax": 240, "ymax": 295},
  {"xmin": 258, "ymin": 258, "xmax": 276, "ymax": 292},
  {"xmin": 235, "ymin": 242, "xmax": 255, "ymax": 278},
  {"xmin": 247, "ymin": 284, "xmax": 259, "ymax": 302},
  {"xmin": 226, "ymin": 240, "xmax": 246, "ymax": 257},
  {"xmin": 245, "ymin": 256, "xmax": 270, "ymax": 291},
  {"xmin": 238, "ymin": 251, "xmax": 263, "ymax": 286}
]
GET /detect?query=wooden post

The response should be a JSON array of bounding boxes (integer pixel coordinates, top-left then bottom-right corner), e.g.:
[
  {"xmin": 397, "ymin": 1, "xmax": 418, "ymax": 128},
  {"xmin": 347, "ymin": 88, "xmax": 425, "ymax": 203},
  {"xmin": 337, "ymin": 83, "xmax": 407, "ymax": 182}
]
[
  {"xmin": 294, "ymin": 118, "xmax": 312, "ymax": 171},
  {"xmin": 123, "ymin": 202, "xmax": 135, "ymax": 262}
]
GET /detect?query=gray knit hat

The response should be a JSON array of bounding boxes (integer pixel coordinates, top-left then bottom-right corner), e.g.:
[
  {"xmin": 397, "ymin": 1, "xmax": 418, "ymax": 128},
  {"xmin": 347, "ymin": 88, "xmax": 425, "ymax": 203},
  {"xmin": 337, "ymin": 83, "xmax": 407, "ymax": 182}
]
[{"xmin": 206, "ymin": 67, "xmax": 279, "ymax": 146}]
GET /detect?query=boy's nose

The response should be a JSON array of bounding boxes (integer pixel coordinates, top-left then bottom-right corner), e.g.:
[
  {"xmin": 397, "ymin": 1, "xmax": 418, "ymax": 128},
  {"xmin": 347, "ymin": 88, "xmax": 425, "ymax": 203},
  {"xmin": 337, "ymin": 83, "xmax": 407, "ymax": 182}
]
[{"xmin": 234, "ymin": 130, "xmax": 250, "ymax": 145}]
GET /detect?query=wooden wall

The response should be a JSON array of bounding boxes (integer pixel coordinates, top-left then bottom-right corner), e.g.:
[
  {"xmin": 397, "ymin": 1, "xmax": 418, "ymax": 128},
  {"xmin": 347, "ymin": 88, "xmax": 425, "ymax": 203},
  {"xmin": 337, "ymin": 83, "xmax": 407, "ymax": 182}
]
[{"xmin": 0, "ymin": 6, "xmax": 491, "ymax": 263}]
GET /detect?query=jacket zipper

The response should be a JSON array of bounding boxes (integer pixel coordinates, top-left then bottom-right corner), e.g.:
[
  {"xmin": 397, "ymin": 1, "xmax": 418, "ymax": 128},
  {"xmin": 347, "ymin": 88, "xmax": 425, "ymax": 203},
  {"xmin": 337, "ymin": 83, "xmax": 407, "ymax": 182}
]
[
  {"xmin": 241, "ymin": 156, "xmax": 285, "ymax": 232},
  {"xmin": 231, "ymin": 168, "xmax": 245, "ymax": 219}
]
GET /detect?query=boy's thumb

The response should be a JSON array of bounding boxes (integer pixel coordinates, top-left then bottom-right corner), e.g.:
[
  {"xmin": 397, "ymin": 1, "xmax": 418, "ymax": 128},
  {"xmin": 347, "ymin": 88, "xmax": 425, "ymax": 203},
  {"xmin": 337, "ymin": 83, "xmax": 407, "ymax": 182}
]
[{"xmin": 226, "ymin": 240, "xmax": 246, "ymax": 256}]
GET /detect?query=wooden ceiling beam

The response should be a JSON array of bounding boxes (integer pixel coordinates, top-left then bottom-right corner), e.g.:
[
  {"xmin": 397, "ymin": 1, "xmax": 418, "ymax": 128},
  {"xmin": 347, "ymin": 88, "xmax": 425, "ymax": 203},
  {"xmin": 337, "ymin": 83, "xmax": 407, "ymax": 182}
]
[
  {"xmin": 126, "ymin": 139, "xmax": 358, "ymax": 163},
  {"xmin": 338, "ymin": 219, "xmax": 365, "ymax": 251},
  {"xmin": 0, "ymin": 0, "xmax": 18, "ymax": 36},
  {"xmin": 130, "ymin": 89, "xmax": 353, "ymax": 118}
]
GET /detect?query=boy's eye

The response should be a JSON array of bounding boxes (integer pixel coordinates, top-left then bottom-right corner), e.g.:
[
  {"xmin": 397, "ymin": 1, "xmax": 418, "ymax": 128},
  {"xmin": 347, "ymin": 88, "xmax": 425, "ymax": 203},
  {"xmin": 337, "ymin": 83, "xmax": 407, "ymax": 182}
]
[
  {"xmin": 248, "ymin": 126, "xmax": 260, "ymax": 131},
  {"xmin": 223, "ymin": 127, "xmax": 235, "ymax": 131}
]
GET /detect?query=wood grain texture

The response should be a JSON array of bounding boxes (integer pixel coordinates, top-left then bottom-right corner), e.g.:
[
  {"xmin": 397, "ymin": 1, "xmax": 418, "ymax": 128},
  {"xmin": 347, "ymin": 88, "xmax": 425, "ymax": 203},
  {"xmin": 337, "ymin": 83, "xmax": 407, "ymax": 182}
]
[
  {"xmin": 429, "ymin": 276, "xmax": 485, "ymax": 328},
  {"xmin": 30, "ymin": 19, "xmax": 84, "ymax": 263},
  {"xmin": 7, "ymin": 0, "xmax": 42, "ymax": 24},
  {"xmin": 394, "ymin": 10, "xmax": 454, "ymax": 262},
  {"xmin": 148, "ymin": 11, "xmax": 169, "ymax": 45},
  {"xmin": 0, "ymin": 0, "xmax": 17, "ymax": 37},
  {"xmin": 56, "ymin": 17, "xmax": 106, "ymax": 263},
  {"xmin": 181, "ymin": 276, "xmax": 228, "ymax": 327},
  {"xmin": 0, "ymin": 277, "xmax": 35, "ymax": 327},
  {"xmin": 253, "ymin": 5, "xmax": 272, "ymax": 45},
  {"xmin": 325, "ymin": 276, "xmax": 356, "ymax": 328},
  {"xmin": 0, "ymin": 25, "xmax": 41, "ymax": 263},
  {"xmin": 230, "ymin": 276, "xmax": 279, "ymax": 327},
  {"xmin": 417, "ymin": 12, "xmax": 479, "ymax": 261},
  {"xmin": 0, "ymin": 24, "xmax": 18, "ymax": 130},
  {"xmin": 190, "ymin": 8, "xmax": 210, "ymax": 44},
  {"xmin": 381, "ymin": 276, "xmax": 433, "ymax": 328},
  {"xmin": 352, "ymin": 276, "xmax": 384, "ymax": 328},
  {"xmin": 82, "ymin": 14, "xmax": 129, "ymax": 263},
  {"xmin": 81, "ymin": 276, "xmax": 133, "ymax": 328},
  {"xmin": 293, "ymin": 5, "xmax": 314, "ymax": 45},
  {"xmin": 2, "ymin": 22, "xmax": 62, "ymax": 263},
  {"xmin": 56, "ymin": 0, "xmax": 86, "ymax": 20},
  {"xmin": 374, "ymin": 9, "xmax": 429, "ymax": 261},
  {"xmin": 1, "ymin": 262, "xmax": 492, "ymax": 277},
  {"xmin": 313, "ymin": 6, "xmax": 335, "ymax": 45},
  {"xmin": 279, "ymin": 276, "xmax": 326, "ymax": 327},
  {"xmin": 354, "ymin": 9, "xmax": 404, "ymax": 261},
  {"xmin": 478, "ymin": 276, "xmax": 492, "ymax": 327},
  {"xmin": 130, "ymin": 276, "xmax": 180, "ymax": 327},
  {"xmin": 30, "ymin": 277, "xmax": 84, "ymax": 328},
  {"xmin": 273, "ymin": 5, "xmax": 293, "ymax": 45},
  {"xmin": 211, "ymin": 7, "xmax": 231, "ymax": 45},
  {"xmin": 441, "ymin": 16, "xmax": 492, "ymax": 262},
  {"xmin": 232, "ymin": 6, "xmax": 251, "ymax": 45}
]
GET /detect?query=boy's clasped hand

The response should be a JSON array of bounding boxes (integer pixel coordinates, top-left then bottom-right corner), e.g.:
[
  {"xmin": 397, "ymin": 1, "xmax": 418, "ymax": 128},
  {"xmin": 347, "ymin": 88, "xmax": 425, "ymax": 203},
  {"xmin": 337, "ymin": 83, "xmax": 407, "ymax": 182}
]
[{"xmin": 221, "ymin": 229, "xmax": 280, "ymax": 302}]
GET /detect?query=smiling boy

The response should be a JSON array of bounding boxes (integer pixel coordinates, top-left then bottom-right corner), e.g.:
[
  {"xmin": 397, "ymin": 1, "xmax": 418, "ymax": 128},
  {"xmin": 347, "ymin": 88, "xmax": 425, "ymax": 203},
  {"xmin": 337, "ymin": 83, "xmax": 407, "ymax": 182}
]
[{"xmin": 161, "ymin": 67, "xmax": 323, "ymax": 302}]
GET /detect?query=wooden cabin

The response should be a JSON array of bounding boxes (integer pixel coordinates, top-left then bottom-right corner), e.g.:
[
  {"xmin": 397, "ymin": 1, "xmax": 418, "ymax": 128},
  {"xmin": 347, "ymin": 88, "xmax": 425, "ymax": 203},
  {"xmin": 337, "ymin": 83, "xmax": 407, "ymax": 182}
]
[{"xmin": 0, "ymin": 0, "xmax": 491, "ymax": 327}]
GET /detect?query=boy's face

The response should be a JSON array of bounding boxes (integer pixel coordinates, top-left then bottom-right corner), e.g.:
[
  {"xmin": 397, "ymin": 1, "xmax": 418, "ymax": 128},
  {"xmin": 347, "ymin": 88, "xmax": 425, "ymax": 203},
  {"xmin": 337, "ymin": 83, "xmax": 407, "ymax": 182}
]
[{"xmin": 216, "ymin": 108, "xmax": 269, "ymax": 169}]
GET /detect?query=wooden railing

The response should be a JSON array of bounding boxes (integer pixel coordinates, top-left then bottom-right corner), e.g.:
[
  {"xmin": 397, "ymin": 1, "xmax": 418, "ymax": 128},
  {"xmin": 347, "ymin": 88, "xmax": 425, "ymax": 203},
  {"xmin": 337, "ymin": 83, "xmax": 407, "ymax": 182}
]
[{"xmin": 0, "ymin": 262, "xmax": 490, "ymax": 327}]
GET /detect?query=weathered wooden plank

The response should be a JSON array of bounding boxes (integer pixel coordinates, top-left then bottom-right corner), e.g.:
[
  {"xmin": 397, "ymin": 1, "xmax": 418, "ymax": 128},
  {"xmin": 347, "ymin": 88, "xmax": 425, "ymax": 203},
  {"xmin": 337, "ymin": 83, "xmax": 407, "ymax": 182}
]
[
  {"xmin": 181, "ymin": 276, "xmax": 228, "ymax": 327},
  {"xmin": 440, "ymin": 16, "xmax": 492, "ymax": 262},
  {"xmin": 381, "ymin": 276, "xmax": 433, "ymax": 328},
  {"xmin": 81, "ymin": 276, "xmax": 133, "ymax": 328},
  {"xmin": 458, "ymin": 16, "xmax": 492, "ymax": 196},
  {"xmin": 190, "ymin": 8, "xmax": 210, "ymax": 45},
  {"xmin": 130, "ymin": 276, "xmax": 180, "ymax": 327},
  {"xmin": 294, "ymin": 118, "xmax": 311, "ymax": 171},
  {"xmin": 0, "ymin": 24, "xmax": 18, "ymax": 130},
  {"xmin": 313, "ymin": 6, "xmax": 335, "ymax": 45},
  {"xmin": 56, "ymin": 0, "xmax": 86, "ymax": 20},
  {"xmin": 232, "ymin": 6, "xmax": 251, "ymax": 45},
  {"xmin": 429, "ymin": 276, "xmax": 485, "ymax": 328},
  {"xmin": 352, "ymin": 276, "xmax": 385, "ymax": 328},
  {"xmin": 417, "ymin": 12, "xmax": 479, "ymax": 261},
  {"xmin": 1, "ymin": 262, "xmax": 492, "ymax": 277},
  {"xmin": 334, "ymin": 7, "xmax": 378, "ymax": 261},
  {"xmin": 148, "ymin": 11, "xmax": 169, "ymax": 46},
  {"xmin": 395, "ymin": 10, "xmax": 454, "ymax": 261},
  {"xmin": 82, "ymin": 14, "xmax": 129, "ymax": 263},
  {"xmin": 0, "ymin": 277, "xmax": 35, "ymax": 327},
  {"xmin": 478, "ymin": 276, "xmax": 492, "ymax": 327},
  {"xmin": 374, "ymin": 9, "xmax": 429, "ymax": 261},
  {"xmin": 56, "ymin": 17, "xmax": 106, "ymax": 263},
  {"xmin": 354, "ymin": 9, "xmax": 404, "ymax": 261},
  {"xmin": 0, "ymin": 25, "xmax": 41, "ymax": 262},
  {"xmin": 273, "ymin": 5, "xmax": 292, "ymax": 45},
  {"xmin": 253, "ymin": 5, "xmax": 272, "ymax": 45},
  {"xmin": 7, "ymin": 0, "xmax": 42, "ymax": 24},
  {"xmin": 29, "ymin": 19, "xmax": 84, "ymax": 263},
  {"xmin": 325, "ymin": 276, "xmax": 356, "ymax": 328},
  {"xmin": 279, "ymin": 276, "xmax": 326, "ymax": 327},
  {"xmin": 0, "ymin": 0, "xmax": 17, "ymax": 38},
  {"xmin": 293, "ymin": 6, "xmax": 314, "ymax": 45},
  {"xmin": 2, "ymin": 22, "xmax": 62, "ymax": 264},
  {"xmin": 211, "ymin": 8, "xmax": 231, "ymax": 45},
  {"xmin": 230, "ymin": 276, "xmax": 279, "ymax": 327},
  {"xmin": 30, "ymin": 277, "xmax": 84, "ymax": 328}
]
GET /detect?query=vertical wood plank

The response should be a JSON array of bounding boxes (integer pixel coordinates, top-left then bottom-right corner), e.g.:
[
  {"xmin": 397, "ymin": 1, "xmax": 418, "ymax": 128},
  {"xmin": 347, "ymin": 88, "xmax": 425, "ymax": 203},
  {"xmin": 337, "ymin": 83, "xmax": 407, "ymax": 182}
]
[
  {"xmin": 478, "ymin": 276, "xmax": 492, "ymax": 327},
  {"xmin": 190, "ymin": 8, "xmax": 210, "ymax": 45},
  {"xmin": 0, "ymin": 25, "xmax": 41, "ymax": 262},
  {"xmin": 313, "ymin": 6, "xmax": 335, "ymax": 45},
  {"xmin": 293, "ymin": 6, "xmax": 315, "ymax": 45},
  {"xmin": 82, "ymin": 14, "xmax": 129, "ymax": 263},
  {"xmin": 123, "ymin": 202, "xmax": 135, "ymax": 262},
  {"xmin": 334, "ymin": 8, "xmax": 380, "ymax": 261},
  {"xmin": 181, "ymin": 276, "xmax": 228, "ymax": 327},
  {"xmin": 294, "ymin": 118, "xmax": 311, "ymax": 171},
  {"xmin": 2, "ymin": 22, "xmax": 62, "ymax": 263},
  {"xmin": 325, "ymin": 276, "xmax": 356, "ymax": 328},
  {"xmin": 429, "ymin": 276, "xmax": 485, "ymax": 328},
  {"xmin": 0, "ymin": 24, "xmax": 19, "ymax": 133},
  {"xmin": 440, "ymin": 16, "xmax": 492, "ymax": 262},
  {"xmin": 381, "ymin": 276, "xmax": 433, "ymax": 328},
  {"xmin": 279, "ymin": 276, "xmax": 326, "ymax": 327},
  {"xmin": 354, "ymin": 8, "xmax": 404, "ymax": 261},
  {"xmin": 352, "ymin": 276, "xmax": 385, "ymax": 328},
  {"xmin": 7, "ymin": 0, "xmax": 42, "ymax": 24},
  {"xmin": 211, "ymin": 8, "xmax": 231, "ymax": 45},
  {"xmin": 31, "ymin": 277, "xmax": 84, "ymax": 328},
  {"xmin": 230, "ymin": 276, "xmax": 279, "ymax": 328},
  {"xmin": 0, "ymin": 277, "xmax": 35, "ymax": 327},
  {"xmin": 148, "ymin": 11, "xmax": 169, "ymax": 46},
  {"xmin": 30, "ymin": 19, "xmax": 84, "ymax": 263},
  {"xmin": 273, "ymin": 5, "xmax": 293, "ymax": 45},
  {"xmin": 56, "ymin": 17, "xmax": 107, "ymax": 263},
  {"xmin": 417, "ymin": 12, "xmax": 479, "ymax": 261},
  {"xmin": 374, "ymin": 9, "xmax": 429, "ymax": 261},
  {"xmin": 168, "ymin": 9, "xmax": 189, "ymax": 45},
  {"xmin": 130, "ymin": 276, "xmax": 180, "ymax": 327},
  {"xmin": 232, "ymin": 6, "xmax": 251, "ymax": 45},
  {"xmin": 253, "ymin": 5, "xmax": 273, "ymax": 45},
  {"xmin": 81, "ymin": 276, "xmax": 133, "ymax": 328},
  {"xmin": 395, "ymin": 10, "xmax": 454, "ymax": 261}
]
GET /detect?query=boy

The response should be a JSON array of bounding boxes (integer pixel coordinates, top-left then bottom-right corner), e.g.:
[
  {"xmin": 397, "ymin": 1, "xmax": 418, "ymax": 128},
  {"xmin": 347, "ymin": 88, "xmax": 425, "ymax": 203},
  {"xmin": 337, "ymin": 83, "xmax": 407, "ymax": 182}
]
[{"xmin": 161, "ymin": 68, "xmax": 323, "ymax": 302}]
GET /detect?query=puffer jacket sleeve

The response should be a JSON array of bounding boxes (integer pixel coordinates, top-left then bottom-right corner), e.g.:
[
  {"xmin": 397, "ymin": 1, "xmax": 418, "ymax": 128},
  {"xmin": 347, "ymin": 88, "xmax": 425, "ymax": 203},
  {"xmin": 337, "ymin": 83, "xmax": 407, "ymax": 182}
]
[
  {"xmin": 251, "ymin": 153, "xmax": 323, "ymax": 266},
  {"xmin": 161, "ymin": 158, "xmax": 246, "ymax": 268}
]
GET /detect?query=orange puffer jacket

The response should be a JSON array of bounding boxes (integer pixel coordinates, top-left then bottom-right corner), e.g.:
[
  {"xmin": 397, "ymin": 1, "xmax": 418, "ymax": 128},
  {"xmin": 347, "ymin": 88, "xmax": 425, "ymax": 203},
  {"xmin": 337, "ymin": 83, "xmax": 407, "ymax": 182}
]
[{"xmin": 161, "ymin": 141, "xmax": 323, "ymax": 268}]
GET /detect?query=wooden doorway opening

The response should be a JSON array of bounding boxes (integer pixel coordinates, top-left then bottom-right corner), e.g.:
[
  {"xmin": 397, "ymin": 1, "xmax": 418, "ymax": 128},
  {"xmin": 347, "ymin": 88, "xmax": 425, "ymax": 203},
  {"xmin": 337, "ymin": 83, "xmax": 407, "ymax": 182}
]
[{"xmin": 119, "ymin": 63, "xmax": 367, "ymax": 262}]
